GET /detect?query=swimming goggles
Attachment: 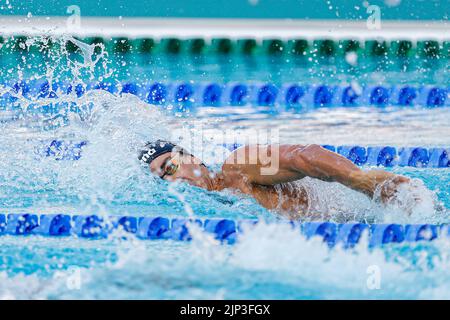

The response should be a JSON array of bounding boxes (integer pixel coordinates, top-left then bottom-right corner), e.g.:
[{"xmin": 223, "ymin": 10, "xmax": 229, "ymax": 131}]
[{"xmin": 158, "ymin": 151, "xmax": 208, "ymax": 180}]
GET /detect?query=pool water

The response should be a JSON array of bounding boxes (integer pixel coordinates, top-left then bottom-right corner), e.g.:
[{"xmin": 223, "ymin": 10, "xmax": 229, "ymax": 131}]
[
  {"xmin": 1, "ymin": 36, "xmax": 449, "ymax": 85},
  {"xmin": 0, "ymin": 36, "xmax": 449, "ymax": 299}
]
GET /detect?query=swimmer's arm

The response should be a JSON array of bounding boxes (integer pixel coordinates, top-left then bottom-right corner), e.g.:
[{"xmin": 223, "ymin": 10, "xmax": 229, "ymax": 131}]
[
  {"xmin": 228, "ymin": 144, "xmax": 409, "ymax": 200},
  {"xmin": 283, "ymin": 144, "xmax": 410, "ymax": 199}
]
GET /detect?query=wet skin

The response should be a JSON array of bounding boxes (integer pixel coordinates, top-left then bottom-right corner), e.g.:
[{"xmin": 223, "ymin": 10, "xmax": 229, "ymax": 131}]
[{"xmin": 149, "ymin": 144, "xmax": 410, "ymax": 220}]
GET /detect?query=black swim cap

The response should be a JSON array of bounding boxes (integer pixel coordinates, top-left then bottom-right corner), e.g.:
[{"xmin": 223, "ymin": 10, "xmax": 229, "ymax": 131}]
[{"xmin": 138, "ymin": 140, "xmax": 182, "ymax": 165}]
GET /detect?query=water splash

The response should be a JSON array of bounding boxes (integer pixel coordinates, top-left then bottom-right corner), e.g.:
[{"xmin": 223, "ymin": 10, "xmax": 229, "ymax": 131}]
[
  {"xmin": 3, "ymin": 221, "xmax": 450, "ymax": 299},
  {"xmin": 0, "ymin": 33, "xmax": 448, "ymax": 299}
]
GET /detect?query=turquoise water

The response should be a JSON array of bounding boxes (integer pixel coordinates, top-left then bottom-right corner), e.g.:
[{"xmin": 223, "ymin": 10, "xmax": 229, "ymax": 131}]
[
  {"xmin": 1, "ymin": 41, "xmax": 448, "ymax": 86},
  {"xmin": 1, "ymin": 0, "xmax": 448, "ymax": 20},
  {"xmin": 0, "ymin": 36, "xmax": 449, "ymax": 299}
]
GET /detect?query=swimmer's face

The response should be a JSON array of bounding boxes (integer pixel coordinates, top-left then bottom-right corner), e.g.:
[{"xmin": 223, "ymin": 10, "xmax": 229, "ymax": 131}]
[{"xmin": 149, "ymin": 151, "xmax": 214, "ymax": 190}]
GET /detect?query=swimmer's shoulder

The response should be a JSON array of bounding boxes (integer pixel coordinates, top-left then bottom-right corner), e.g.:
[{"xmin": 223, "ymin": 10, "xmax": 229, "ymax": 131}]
[
  {"xmin": 221, "ymin": 144, "xmax": 257, "ymax": 175},
  {"xmin": 221, "ymin": 143, "xmax": 302, "ymax": 173},
  {"xmin": 220, "ymin": 147, "xmax": 254, "ymax": 188},
  {"xmin": 222, "ymin": 144, "xmax": 266, "ymax": 166}
]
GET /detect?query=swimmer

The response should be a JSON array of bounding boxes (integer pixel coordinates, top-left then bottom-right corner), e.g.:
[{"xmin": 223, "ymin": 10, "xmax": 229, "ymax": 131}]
[{"xmin": 139, "ymin": 140, "xmax": 417, "ymax": 220}]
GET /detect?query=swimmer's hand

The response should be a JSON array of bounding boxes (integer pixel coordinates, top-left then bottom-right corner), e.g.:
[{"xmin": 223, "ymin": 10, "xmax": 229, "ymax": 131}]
[
  {"xmin": 368, "ymin": 171, "xmax": 411, "ymax": 203},
  {"xmin": 366, "ymin": 170, "xmax": 428, "ymax": 215},
  {"xmin": 349, "ymin": 169, "xmax": 410, "ymax": 200}
]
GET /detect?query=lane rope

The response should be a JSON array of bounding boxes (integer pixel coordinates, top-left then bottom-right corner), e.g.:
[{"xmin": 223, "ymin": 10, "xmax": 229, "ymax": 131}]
[
  {"xmin": 0, "ymin": 213, "xmax": 447, "ymax": 248},
  {"xmin": 38, "ymin": 140, "xmax": 450, "ymax": 168},
  {"xmin": 3, "ymin": 36, "xmax": 449, "ymax": 58},
  {"xmin": 1, "ymin": 81, "xmax": 449, "ymax": 108}
]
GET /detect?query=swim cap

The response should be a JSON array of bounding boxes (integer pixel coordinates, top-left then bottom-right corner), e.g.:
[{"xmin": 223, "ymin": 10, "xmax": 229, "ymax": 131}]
[{"xmin": 138, "ymin": 140, "xmax": 182, "ymax": 165}]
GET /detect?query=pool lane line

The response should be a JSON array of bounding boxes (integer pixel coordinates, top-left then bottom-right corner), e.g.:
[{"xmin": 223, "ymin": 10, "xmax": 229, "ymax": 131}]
[
  {"xmin": 0, "ymin": 213, "xmax": 447, "ymax": 248},
  {"xmin": 2, "ymin": 81, "xmax": 449, "ymax": 108},
  {"xmin": 1, "ymin": 20, "xmax": 449, "ymax": 58},
  {"xmin": 39, "ymin": 140, "xmax": 450, "ymax": 168}
]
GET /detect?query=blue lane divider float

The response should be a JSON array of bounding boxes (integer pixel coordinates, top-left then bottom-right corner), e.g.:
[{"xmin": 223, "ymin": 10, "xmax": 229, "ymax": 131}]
[
  {"xmin": 1, "ymin": 80, "xmax": 449, "ymax": 109},
  {"xmin": 225, "ymin": 143, "xmax": 449, "ymax": 168},
  {"xmin": 37, "ymin": 140, "xmax": 450, "ymax": 168},
  {"xmin": 0, "ymin": 213, "xmax": 448, "ymax": 248}
]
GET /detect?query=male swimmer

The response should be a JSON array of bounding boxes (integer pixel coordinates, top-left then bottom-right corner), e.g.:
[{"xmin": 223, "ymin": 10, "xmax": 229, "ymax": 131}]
[{"xmin": 139, "ymin": 140, "xmax": 417, "ymax": 220}]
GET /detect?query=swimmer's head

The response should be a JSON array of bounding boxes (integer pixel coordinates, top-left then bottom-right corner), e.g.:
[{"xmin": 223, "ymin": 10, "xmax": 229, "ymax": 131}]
[{"xmin": 139, "ymin": 140, "xmax": 214, "ymax": 190}]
